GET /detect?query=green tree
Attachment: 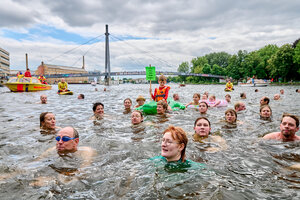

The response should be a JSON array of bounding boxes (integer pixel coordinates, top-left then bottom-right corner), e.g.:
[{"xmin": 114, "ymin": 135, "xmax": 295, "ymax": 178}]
[
  {"xmin": 178, "ymin": 61, "xmax": 190, "ymax": 73},
  {"xmin": 191, "ymin": 57, "xmax": 208, "ymax": 73},
  {"xmin": 211, "ymin": 64, "xmax": 225, "ymax": 75},
  {"xmin": 257, "ymin": 44, "xmax": 279, "ymax": 78},
  {"xmin": 268, "ymin": 44, "xmax": 295, "ymax": 82},
  {"xmin": 205, "ymin": 52, "xmax": 231, "ymax": 68},
  {"xmin": 202, "ymin": 63, "xmax": 211, "ymax": 74},
  {"xmin": 177, "ymin": 61, "xmax": 190, "ymax": 82}
]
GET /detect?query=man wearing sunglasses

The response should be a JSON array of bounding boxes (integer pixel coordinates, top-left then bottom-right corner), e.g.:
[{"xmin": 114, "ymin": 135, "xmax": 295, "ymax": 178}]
[{"xmin": 56, "ymin": 127, "xmax": 79, "ymax": 154}]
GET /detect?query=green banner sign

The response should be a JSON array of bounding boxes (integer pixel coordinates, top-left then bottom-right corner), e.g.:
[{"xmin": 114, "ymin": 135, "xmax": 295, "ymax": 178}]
[{"xmin": 145, "ymin": 66, "xmax": 156, "ymax": 81}]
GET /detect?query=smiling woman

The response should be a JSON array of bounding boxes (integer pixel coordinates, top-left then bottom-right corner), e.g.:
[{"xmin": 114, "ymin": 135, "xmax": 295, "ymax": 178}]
[{"xmin": 150, "ymin": 125, "xmax": 206, "ymax": 172}]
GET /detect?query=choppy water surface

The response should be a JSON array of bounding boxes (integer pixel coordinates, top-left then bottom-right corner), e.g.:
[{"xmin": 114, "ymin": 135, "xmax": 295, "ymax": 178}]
[{"xmin": 0, "ymin": 83, "xmax": 300, "ymax": 199}]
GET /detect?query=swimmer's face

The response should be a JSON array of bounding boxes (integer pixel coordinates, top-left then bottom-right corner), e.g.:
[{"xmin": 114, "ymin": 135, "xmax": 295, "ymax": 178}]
[
  {"xmin": 131, "ymin": 111, "xmax": 143, "ymax": 125},
  {"xmin": 209, "ymin": 96, "xmax": 215, "ymax": 102},
  {"xmin": 225, "ymin": 95, "xmax": 231, "ymax": 102},
  {"xmin": 225, "ymin": 112, "xmax": 236, "ymax": 123},
  {"xmin": 194, "ymin": 119, "xmax": 211, "ymax": 137},
  {"xmin": 260, "ymin": 107, "xmax": 271, "ymax": 118},
  {"xmin": 280, "ymin": 90, "xmax": 284, "ymax": 94},
  {"xmin": 56, "ymin": 127, "xmax": 78, "ymax": 154},
  {"xmin": 157, "ymin": 104, "xmax": 165, "ymax": 114},
  {"xmin": 193, "ymin": 94, "xmax": 200, "ymax": 102},
  {"xmin": 274, "ymin": 94, "xmax": 280, "ymax": 100},
  {"xmin": 94, "ymin": 105, "xmax": 104, "ymax": 115},
  {"xmin": 137, "ymin": 99, "xmax": 145, "ymax": 106},
  {"xmin": 260, "ymin": 97, "xmax": 268, "ymax": 105},
  {"xmin": 161, "ymin": 132, "xmax": 183, "ymax": 162},
  {"xmin": 40, "ymin": 95, "xmax": 47, "ymax": 104},
  {"xmin": 280, "ymin": 117, "xmax": 299, "ymax": 138},
  {"xmin": 199, "ymin": 103, "xmax": 208, "ymax": 114},
  {"xmin": 124, "ymin": 100, "xmax": 132, "ymax": 109},
  {"xmin": 42, "ymin": 113, "xmax": 56, "ymax": 130},
  {"xmin": 173, "ymin": 94, "xmax": 179, "ymax": 101},
  {"xmin": 238, "ymin": 103, "xmax": 246, "ymax": 111},
  {"xmin": 202, "ymin": 95, "xmax": 207, "ymax": 100}
]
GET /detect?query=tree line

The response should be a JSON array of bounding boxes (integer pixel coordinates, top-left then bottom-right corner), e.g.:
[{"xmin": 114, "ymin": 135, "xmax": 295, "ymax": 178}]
[{"xmin": 172, "ymin": 38, "xmax": 300, "ymax": 83}]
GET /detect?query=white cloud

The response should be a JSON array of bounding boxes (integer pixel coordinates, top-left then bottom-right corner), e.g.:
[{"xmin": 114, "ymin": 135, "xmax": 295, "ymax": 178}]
[{"xmin": 0, "ymin": 0, "xmax": 299, "ymax": 72}]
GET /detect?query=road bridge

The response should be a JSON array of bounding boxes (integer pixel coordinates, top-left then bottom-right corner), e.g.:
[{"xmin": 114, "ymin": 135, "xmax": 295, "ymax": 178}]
[{"xmin": 44, "ymin": 71, "xmax": 225, "ymax": 79}]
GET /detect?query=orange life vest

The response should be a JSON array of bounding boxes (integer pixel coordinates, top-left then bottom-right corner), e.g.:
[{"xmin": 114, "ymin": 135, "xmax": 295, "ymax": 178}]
[{"xmin": 155, "ymin": 86, "xmax": 170, "ymax": 102}]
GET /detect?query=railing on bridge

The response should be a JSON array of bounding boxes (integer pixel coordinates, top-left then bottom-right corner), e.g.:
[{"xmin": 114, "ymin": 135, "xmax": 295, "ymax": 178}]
[{"xmin": 44, "ymin": 71, "xmax": 225, "ymax": 79}]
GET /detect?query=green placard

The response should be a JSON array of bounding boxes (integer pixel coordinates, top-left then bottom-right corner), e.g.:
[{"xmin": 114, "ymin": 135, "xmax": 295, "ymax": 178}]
[{"xmin": 145, "ymin": 66, "xmax": 156, "ymax": 81}]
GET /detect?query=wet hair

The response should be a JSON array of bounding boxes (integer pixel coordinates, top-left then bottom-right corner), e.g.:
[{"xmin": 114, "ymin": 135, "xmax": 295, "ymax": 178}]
[
  {"xmin": 73, "ymin": 127, "xmax": 79, "ymax": 138},
  {"xmin": 163, "ymin": 125, "xmax": 188, "ymax": 162},
  {"xmin": 261, "ymin": 97, "xmax": 270, "ymax": 105},
  {"xmin": 78, "ymin": 94, "xmax": 84, "ymax": 99},
  {"xmin": 240, "ymin": 93, "xmax": 246, "ymax": 98},
  {"xmin": 132, "ymin": 110, "xmax": 143, "ymax": 118},
  {"xmin": 124, "ymin": 98, "xmax": 132, "ymax": 104},
  {"xmin": 40, "ymin": 112, "xmax": 53, "ymax": 128},
  {"xmin": 225, "ymin": 94, "xmax": 231, "ymax": 98},
  {"xmin": 157, "ymin": 100, "xmax": 168, "ymax": 110},
  {"xmin": 193, "ymin": 93, "xmax": 201, "ymax": 99},
  {"xmin": 93, "ymin": 102, "xmax": 104, "ymax": 112},
  {"xmin": 225, "ymin": 109, "xmax": 237, "ymax": 122},
  {"xmin": 260, "ymin": 105, "xmax": 272, "ymax": 115},
  {"xmin": 255, "ymin": 89, "xmax": 258, "ymax": 92},
  {"xmin": 281, "ymin": 113, "xmax": 299, "ymax": 127},
  {"xmin": 173, "ymin": 93, "xmax": 179, "ymax": 98},
  {"xmin": 234, "ymin": 102, "xmax": 244, "ymax": 110},
  {"xmin": 209, "ymin": 95, "xmax": 216, "ymax": 100},
  {"xmin": 296, "ymin": 89, "xmax": 299, "ymax": 92},
  {"xmin": 158, "ymin": 74, "xmax": 167, "ymax": 82},
  {"xmin": 199, "ymin": 101, "xmax": 208, "ymax": 108},
  {"xmin": 194, "ymin": 117, "xmax": 211, "ymax": 128}
]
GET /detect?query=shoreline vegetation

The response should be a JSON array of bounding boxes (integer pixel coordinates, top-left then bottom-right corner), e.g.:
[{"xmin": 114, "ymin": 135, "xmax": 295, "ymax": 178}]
[{"xmin": 172, "ymin": 38, "xmax": 300, "ymax": 85}]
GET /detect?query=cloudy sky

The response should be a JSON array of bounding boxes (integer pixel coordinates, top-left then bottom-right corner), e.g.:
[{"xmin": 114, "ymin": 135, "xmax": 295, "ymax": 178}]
[{"xmin": 0, "ymin": 0, "xmax": 299, "ymax": 73}]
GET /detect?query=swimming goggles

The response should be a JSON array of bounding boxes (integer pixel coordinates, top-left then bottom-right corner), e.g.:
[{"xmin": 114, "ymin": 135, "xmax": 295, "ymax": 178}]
[{"xmin": 56, "ymin": 136, "xmax": 76, "ymax": 142}]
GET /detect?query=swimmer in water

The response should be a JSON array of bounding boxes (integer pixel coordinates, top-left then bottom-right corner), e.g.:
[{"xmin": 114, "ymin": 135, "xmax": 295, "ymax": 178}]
[
  {"xmin": 225, "ymin": 94, "xmax": 231, "ymax": 103},
  {"xmin": 131, "ymin": 110, "xmax": 144, "ymax": 125},
  {"xmin": 134, "ymin": 95, "xmax": 146, "ymax": 108},
  {"xmin": 173, "ymin": 93, "xmax": 180, "ymax": 101},
  {"xmin": 90, "ymin": 102, "xmax": 104, "ymax": 120},
  {"xmin": 260, "ymin": 105, "xmax": 272, "ymax": 121},
  {"xmin": 263, "ymin": 113, "xmax": 300, "ymax": 142},
  {"xmin": 234, "ymin": 102, "xmax": 246, "ymax": 112},
  {"xmin": 260, "ymin": 96, "xmax": 270, "ymax": 106},
  {"xmin": 123, "ymin": 98, "xmax": 132, "ymax": 114},
  {"xmin": 273, "ymin": 94, "xmax": 280, "ymax": 100},
  {"xmin": 193, "ymin": 117, "xmax": 227, "ymax": 152},
  {"xmin": 39, "ymin": 94, "xmax": 47, "ymax": 104},
  {"xmin": 40, "ymin": 112, "xmax": 61, "ymax": 133},
  {"xmin": 185, "ymin": 93, "xmax": 200, "ymax": 108},
  {"xmin": 199, "ymin": 101, "xmax": 208, "ymax": 115},
  {"xmin": 77, "ymin": 94, "xmax": 84, "ymax": 99},
  {"xmin": 157, "ymin": 100, "xmax": 168, "ymax": 115},
  {"xmin": 225, "ymin": 109, "xmax": 237, "ymax": 124},
  {"xmin": 150, "ymin": 125, "xmax": 206, "ymax": 171}
]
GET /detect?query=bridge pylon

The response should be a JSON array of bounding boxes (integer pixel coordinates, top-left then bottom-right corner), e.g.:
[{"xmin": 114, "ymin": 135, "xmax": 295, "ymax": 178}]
[{"xmin": 104, "ymin": 24, "xmax": 111, "ymax": 86}]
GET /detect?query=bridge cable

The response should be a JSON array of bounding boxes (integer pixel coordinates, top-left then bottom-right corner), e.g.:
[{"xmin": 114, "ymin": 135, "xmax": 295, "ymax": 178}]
[
  {"xmin": 46, "ymin": 34, "xmax": 105, "ymax": 63},
  {"xmin": 110, "ymin": 34, "xmax": 176, "ymax": 70}
]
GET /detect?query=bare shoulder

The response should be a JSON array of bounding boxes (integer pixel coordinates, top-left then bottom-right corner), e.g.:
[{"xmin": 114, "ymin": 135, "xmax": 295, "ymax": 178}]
[
  {"xmin": 263, "ymin": 132, "xmax": 281, "ymax": 139},
  {"xmin": 78, "ymin": 146, "xmax": 96, "ymax": 157}
]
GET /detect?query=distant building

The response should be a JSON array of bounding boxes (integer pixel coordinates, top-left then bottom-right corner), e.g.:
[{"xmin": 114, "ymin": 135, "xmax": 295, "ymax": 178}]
[
  {"xmin": 0, "ymin": 47, "xmax": 10, "ymax": 78},
  {"xmin": 35, "ymin": 62, "xmax": 88, "ymax": 84}
]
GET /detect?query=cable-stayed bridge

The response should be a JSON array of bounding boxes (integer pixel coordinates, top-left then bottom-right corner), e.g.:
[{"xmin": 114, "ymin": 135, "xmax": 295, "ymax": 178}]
[{"xmin": 42, "ymin": 25, "xmax": 225, "ymax": 84}]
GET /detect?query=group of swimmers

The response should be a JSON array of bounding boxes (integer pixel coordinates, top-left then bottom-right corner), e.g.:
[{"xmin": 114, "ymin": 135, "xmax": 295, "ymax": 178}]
[{"xmin": 35, "ymin": 74, "xmax": 300, "ymax": 178}]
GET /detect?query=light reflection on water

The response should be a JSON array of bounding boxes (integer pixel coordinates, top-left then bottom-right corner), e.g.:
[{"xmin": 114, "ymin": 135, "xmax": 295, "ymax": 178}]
[{"xmin": 0, "ymin": 84, "xmax": 300, "ymax": 199}]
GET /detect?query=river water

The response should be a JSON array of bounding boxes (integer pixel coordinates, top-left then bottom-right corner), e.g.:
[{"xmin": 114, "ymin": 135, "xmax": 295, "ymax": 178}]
[{"xmin": 0, "ymin": 83, "xmax": 300, "ymax": 199}]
